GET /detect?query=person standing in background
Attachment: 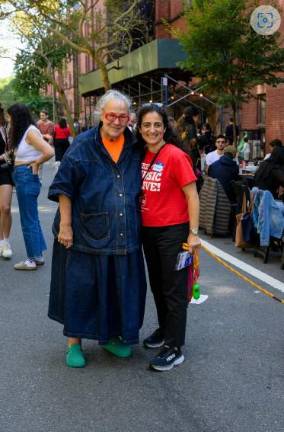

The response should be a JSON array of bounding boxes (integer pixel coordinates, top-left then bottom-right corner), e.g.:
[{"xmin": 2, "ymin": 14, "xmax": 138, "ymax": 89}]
[
  {"xmin": 177, "ymin": 106, "xmax": 200, "ymax": 144},
  {"xmin": 7, "ymin": 104, "xmax": 54, "ymax": 270},
  {"xmin": 128, "ymin": 112, "xmax": 137, "ymax": 132},
  {"xmin": 0, "ymin": 106, "xmax": 13, "ymax": 259},
  {"xmin": 225, "ymin": 117, "xmax": 239, "ymax": 145},
  {"xmin": 37, "ymin": 110, "xmax": 54, "ymax": 144},
  {"xmin": 243, "ymin": 137, "xmax": 251, "ymax": 162},
  {"xmin": 53, "ymin": 118, "xmax": 71, "ymax": 163}
]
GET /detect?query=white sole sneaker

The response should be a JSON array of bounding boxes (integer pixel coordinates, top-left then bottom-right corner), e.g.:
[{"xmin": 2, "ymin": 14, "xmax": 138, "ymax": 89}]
[
  {"xmin": 150, "ymin": 354, "xmax": 185, "ymax": 371},
  {"xmin": 14, "ymin": 260, "xmax": 37, "ymax": 270},
  {"xmin": 2, "ymin": 249, "xmax": 12, "ymax": 259}
]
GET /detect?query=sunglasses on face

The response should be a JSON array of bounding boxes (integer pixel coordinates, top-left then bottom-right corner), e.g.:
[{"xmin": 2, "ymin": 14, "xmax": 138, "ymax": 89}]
[{"xmin": 104, "ymin": 112, "xmax": 129, "ymax": 124}]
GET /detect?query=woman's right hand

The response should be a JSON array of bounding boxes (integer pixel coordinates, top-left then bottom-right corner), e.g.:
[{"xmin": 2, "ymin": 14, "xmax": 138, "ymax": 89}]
[{"xmin": 58, "ymin": 223, "xmax": 73, "ymax": 249}]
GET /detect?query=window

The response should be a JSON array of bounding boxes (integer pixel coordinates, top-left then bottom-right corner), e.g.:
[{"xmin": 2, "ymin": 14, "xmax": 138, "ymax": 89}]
[{"xmin": 257, "ymin": 94, "xmax": 266, "ymax": 126}]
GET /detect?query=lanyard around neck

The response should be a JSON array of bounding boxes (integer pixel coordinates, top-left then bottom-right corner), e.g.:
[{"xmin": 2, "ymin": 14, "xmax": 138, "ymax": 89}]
[{"xmin": 142, "ymin": 144, "xmax": 167, "ymax": 182}]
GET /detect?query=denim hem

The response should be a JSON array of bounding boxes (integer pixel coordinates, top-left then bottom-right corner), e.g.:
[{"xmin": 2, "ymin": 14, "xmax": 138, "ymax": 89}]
[
  {"xmin": 62, "ymin": 329, "xmax": 139, "ymax": 345},
  {"xmin": 48, "ymin": 313, "xmax": 64, "ymax": 325}
]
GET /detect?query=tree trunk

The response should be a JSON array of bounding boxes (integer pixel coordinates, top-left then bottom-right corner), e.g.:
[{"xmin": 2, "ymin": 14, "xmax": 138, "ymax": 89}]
[
  {"xmin": 52, "ymin": 76, "xmax": 76, "ymax": 136},
  {"xmin": 47, "ymin": 66, "xmax": 76, "ymax": 136},
  {"xmin": 98, "ymin": 60, "xmax": 111, "ymax": 91}
]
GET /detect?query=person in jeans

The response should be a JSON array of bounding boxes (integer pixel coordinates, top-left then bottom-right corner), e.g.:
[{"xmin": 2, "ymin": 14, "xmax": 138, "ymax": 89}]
[
  {"xmin": 0, "ymin": 106, "xmax": 13, "ymax": 259},
  {"xmin": 7, "ymin": 104, "xmax": 54, "ymax": 270},
  {"xmin": 48, "ymin": 90, "xmax": 146, "ymax": 368},
  {"xmin": 137, "ymin": 104, "xmax": 201, "ymax": 371}
]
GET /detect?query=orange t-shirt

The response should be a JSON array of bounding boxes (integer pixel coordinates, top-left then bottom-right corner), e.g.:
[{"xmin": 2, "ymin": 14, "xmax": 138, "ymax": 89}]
[{"xmin": 102, "ymin": 134, "xmax": 125, "ymax": 163}]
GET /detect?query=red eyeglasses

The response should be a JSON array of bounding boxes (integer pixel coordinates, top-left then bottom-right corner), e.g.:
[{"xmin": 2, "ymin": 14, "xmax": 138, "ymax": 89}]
[{"xmin": 104, "ymin": 112, "xmax": 129, "ymax": 124}]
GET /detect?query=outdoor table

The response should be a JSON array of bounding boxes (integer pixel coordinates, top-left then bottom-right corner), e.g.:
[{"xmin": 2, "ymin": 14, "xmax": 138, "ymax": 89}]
[{"xmin": 238, "ymin": 171, "xmax": 255, "ymax": 188}]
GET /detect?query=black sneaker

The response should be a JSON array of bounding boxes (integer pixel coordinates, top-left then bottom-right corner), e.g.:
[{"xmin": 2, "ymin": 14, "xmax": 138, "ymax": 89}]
[
  {"xmin": 149, "ymin": 345, "xmax": 184, "ymax": 371},
  {"xmin": 143, "ymin": 329, "xmax": 165, "ymax": 349}
]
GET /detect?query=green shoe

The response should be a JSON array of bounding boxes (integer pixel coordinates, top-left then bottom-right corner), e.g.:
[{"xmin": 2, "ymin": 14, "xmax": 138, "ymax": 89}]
[
  {"xmin": 102, "ymin": 338, "xmax": 132, "ymax": 358},
  {"xmin": 66, "ymin": 343, "xmax": 86, "ymax": 368}
]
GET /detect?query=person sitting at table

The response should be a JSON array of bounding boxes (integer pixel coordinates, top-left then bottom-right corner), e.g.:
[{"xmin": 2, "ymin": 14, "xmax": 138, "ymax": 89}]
[
  {"xmin": 263, "ymin": 138, "xmax": 283, "ymax": 160},
  {"xmin": 208, "ymin": 145, "xmax": 239, "ymax": 202},
  {"xmin": 254, "ymin": 146, "xmax": 284, "ymax": 199}
]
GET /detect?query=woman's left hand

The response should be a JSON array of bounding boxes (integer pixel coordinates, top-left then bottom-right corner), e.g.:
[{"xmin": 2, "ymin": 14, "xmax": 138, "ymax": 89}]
[{"xmin": 186, "ymin": 233, "xmax": 201, "ymax": 254}]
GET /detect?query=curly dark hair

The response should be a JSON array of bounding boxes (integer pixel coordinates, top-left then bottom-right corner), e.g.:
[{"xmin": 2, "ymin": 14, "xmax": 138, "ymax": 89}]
[
  {"xmin": 136, "ymin": 103, "xmax": 181, "ymax": 154},
  {"xmin": 7, "ymin": 103, "xmax": 35, "ymax": 149}
]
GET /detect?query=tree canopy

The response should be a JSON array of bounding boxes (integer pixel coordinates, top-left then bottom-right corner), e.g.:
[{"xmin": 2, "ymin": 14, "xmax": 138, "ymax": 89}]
[
  {"xmin": 177, "ymin": 0, "xmax": 284, "ymax": 139},
  {"xmin": 0, "ymin": 0, "xmax": 153, "ymax": 90}
]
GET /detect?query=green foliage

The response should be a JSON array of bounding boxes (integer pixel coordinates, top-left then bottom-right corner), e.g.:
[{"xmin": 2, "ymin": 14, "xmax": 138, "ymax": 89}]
[
  {"xmin": 0, "ymin": 0, "xmax": 152, "ymax": 90},
  {"xmin": 0, "ymin": 76, "xmax": 53, "ymax": 116},
  {"xmin": 0, "ymin": 77, "xmax": 17, "ymax": 108},
  {"xmin": 13, "ymin": 28, "xmax": 72, "ymax": 95},
  {"xmin": 14, "ymin": 51, "xmax": 48, "ymax": 96},
  {"xmin": 178, "ymin": 0, "xmax": 284, "ymax": 111}
]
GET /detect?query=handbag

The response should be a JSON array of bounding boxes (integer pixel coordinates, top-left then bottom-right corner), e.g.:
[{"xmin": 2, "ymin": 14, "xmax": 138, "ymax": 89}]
[
  {"xmin": 235, "ymin": 192, "xmax": 252, "ymax": 248},
  {"xmin": 0, "ymin": 150, "xmax": 14, "ymax": 172},
  {"xmin": 0, "ymin": 160, "xmax": 12, "ymax": 172},
  {"xmin": 241, "ymin": 211, "xmax": 254, "ymax": 243}
]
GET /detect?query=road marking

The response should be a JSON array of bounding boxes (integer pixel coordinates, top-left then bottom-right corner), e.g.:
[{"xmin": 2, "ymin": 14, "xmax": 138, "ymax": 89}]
[
  {"xmin": 201, "ymin": 239, "xmax": 284, "ymax": 294},
  {"xmin": 190, "ymin": 294, "xmax": 208, "ymax": 304}
]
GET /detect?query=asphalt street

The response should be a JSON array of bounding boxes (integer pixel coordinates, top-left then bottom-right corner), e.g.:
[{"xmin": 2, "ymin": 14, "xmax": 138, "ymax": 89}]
[{"xmin": 0, "ymin": 161, "xmax": 283, "ymax": 432}]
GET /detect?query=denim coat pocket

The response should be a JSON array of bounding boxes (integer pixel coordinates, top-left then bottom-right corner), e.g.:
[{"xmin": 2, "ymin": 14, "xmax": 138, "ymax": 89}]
[{"xmin": 79, "ymin": 212, "xmax": 110, "ymax": 241}]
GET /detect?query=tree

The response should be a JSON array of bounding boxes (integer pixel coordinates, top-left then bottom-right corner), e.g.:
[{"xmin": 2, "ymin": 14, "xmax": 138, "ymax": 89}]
[
  {"xmin": 176, "ymin": 0, "xmax": 284, "ymax": 143},
  {"xmin": 12, "ymin": 22, "xmax": 76, "ymax": 133},
  {"xmin": 0, "ymin": 76, "xmax": 54, "ymax": 115},
  {"xmin": 0, "ymin": 0, "xmax": 154, "ymax": 91},
  {"xmin": 8, "ymin": 5, "xmax": 79, "ymax": 126}
]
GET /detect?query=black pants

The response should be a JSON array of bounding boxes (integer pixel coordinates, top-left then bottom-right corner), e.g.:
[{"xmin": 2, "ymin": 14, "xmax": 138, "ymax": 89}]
[
  {"xmin": 54, "ymin": 139, "xmax": 69, "ymax": 161},
  {"xmin": 142, "ymin": 223, "xmax": 189, "ymax": 348}
]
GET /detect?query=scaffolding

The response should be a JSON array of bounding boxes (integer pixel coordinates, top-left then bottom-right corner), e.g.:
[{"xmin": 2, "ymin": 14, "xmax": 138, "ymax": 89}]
[{"xmin": 82, "ymin": 71, "xmax": 224, "ymax": 130}]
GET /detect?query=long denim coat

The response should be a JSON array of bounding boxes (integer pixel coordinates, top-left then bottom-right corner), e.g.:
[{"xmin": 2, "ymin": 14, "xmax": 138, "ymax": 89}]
[{"xmin": 48, "ymin": 126, "xmax": 147, "ymax": 343}]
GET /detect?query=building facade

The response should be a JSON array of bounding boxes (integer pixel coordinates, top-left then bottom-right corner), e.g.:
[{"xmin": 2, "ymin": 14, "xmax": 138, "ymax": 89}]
[
  {"xmin": 49, "ymin": 0, "xmax": 284, "ymax": 148},
  {"xmin": 239, "ymin": 0, "xmax": 284, "ymax": 149}
]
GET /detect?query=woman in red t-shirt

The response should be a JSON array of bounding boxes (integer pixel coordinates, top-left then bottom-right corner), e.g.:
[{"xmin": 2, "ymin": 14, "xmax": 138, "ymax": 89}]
[
  {"xmin": 136, "ymin": 103, "xmax": 201, "ymax": 372},
  {"xmin": 53, "ymin": 118, "xmax": 71, "ymax": 162}
]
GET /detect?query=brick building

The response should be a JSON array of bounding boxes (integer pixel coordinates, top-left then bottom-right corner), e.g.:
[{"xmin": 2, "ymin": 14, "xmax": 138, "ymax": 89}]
[
  {"xmin": 49, "ymin": 0, "xmax": 284, "ymax": 148},
  {"xmin": 48, "ymin": 0, "xmax": 195, "ymax": 126},
  {"xmin": 239, "ymin": 0, "xmax": 284, "ymax": 149}
]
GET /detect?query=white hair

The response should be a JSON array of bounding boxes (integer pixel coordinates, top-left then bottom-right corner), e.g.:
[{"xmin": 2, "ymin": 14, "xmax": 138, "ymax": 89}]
[{"xmin": 95, "ymin": 89, "xmax": 131, "ymax": 115}]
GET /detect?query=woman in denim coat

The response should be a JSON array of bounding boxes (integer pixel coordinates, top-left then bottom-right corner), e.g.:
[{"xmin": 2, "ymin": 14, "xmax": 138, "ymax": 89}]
[{"xmin": 48, "ymin": 90, "xmax": 146, "ymax": 368}]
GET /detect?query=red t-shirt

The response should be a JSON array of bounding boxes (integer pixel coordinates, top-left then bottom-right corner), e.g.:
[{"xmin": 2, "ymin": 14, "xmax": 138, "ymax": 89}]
[
  {"xmin": 141, "ymin": 144, "xmax": 197, "ymax": 227},
  {"xmin": 54, "ymin": 125, "xmax": 71, "ymax": 140}
]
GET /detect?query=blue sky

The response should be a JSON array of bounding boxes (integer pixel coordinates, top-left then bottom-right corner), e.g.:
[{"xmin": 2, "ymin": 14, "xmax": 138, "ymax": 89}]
[{"xmin": 0, "ymin": 18, "xmax": 22, "ymax": 79}]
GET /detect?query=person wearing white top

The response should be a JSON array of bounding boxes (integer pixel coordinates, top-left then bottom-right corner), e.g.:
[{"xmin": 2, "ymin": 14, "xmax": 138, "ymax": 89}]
[
  {"xmin": 7, "ymin": 104, "xmax": 54, "ymax": 270},
  {"xmin": 205, "ymin": 135, "xmax": 227, "ymax": 173}
]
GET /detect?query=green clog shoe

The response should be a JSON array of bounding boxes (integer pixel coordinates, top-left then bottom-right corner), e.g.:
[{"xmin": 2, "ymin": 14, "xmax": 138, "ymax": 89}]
[
  {"xmin": 102, "ymin": 338, "xmax": 132, "ymax": 358},
  {"xmin": 66, "ymin": 343, "xmax": 86, "ymax": 368}
]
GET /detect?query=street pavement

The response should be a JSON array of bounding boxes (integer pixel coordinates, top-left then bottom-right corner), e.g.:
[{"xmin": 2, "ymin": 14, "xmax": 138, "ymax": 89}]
[{"xmin": 0, "ymin": 162, "xmax": 284, "ymax": 432}]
